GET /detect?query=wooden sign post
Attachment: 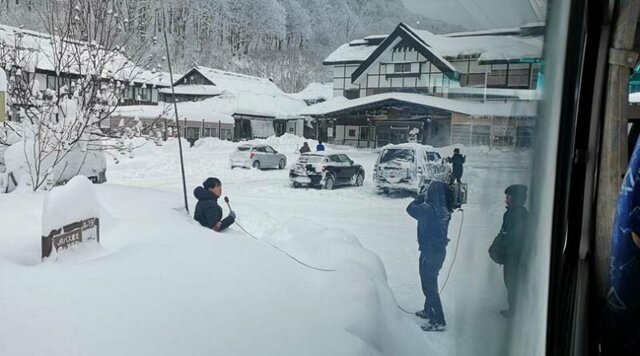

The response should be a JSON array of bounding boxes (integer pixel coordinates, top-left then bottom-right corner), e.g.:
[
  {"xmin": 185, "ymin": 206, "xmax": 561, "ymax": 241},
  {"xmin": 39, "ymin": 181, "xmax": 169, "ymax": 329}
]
[{"xmin": 41, "ymin": 218, "xmax": 100, "ymax": 259}]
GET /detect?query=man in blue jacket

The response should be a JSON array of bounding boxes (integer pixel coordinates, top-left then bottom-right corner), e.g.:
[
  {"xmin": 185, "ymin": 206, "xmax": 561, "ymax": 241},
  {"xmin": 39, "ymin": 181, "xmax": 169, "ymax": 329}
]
[
  {"xmin": 407, "ymin": 180, "xmax": 452, "ymax": 331},
  {"xmin": 193, "ymin": 177, "xmax": 235, "ymax": 232}
]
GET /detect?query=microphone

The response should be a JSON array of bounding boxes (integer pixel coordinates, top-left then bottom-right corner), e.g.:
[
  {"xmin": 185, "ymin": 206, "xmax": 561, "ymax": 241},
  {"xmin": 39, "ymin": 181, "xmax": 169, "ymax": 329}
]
[{"xmin": 224, "ymin": 196, "xmax": 229, "ymax": 204}]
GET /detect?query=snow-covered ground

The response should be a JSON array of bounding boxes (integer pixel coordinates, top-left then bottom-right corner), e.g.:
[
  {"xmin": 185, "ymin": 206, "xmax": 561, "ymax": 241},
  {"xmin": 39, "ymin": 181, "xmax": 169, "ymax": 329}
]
[{"xmin": 0, "ymin": 134, "xmax": 533, "ymax": 355}]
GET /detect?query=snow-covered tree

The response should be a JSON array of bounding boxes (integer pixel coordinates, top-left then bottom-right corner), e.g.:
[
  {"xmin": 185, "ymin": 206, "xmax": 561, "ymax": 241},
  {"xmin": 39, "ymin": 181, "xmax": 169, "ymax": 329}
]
[{"xmin": 0, "ymin": 0, "xmax": 161, "ymax": 190}]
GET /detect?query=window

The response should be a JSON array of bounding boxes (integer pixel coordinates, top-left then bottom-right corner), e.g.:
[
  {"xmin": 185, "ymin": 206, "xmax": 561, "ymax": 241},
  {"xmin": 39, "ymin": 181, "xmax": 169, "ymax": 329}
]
[
  {"xmin": 344, "ymin": 89, "xmax": 360, "ymax": 99},
  {"xmin": 394, "ymin": 63, "xmax": 411, "ymax": 73},
  {"xmin": 360, "ymin": 127, "xmax": 369, "ymax": 140},
  {"xmin": 348, "ymin": 129, "xmax": 356, "ymax": 137},
  {"xmin": 265, "ymin": 146, "xmax": 276, "ymax": 154}
]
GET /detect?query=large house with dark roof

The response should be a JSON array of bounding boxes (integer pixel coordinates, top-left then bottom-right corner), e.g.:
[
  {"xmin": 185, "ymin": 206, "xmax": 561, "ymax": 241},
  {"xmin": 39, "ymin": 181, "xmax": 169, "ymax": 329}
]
[{"xmin": 307, "ymin": 22, "xmax": 544, "ymax": 148}]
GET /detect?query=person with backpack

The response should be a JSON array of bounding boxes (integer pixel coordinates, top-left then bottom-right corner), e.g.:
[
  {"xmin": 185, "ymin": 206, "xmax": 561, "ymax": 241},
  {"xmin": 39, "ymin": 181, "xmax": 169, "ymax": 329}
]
[
  {"xmin": 299, "ymin": 142, "xmax": 311, "ymax": 154},
  {"xmin": 193, "ymin": 177, "xmax": 235, "ymax": 232},
  {"xmin": 448, "ymin": 148, "xmax": 466, "ymax": 183},
  {"xmin": 489, "ymin": 184, "xmax": 528, "ymax": 317},
  {"xmin": 406, "ymin": 180, "xmax": 452, "ymax": 331}
]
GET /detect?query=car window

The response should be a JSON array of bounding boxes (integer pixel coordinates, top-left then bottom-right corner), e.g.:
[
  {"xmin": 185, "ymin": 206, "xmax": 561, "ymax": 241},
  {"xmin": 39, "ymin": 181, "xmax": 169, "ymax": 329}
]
[
  {"xmin": 329, "ymin": 155, "xmax": 341, "ymax": 163},
  {"xmin": 426, "ymin": 152, "xmax": 437, "ymax": 162},
  {"xmin": 255, "ymin": 147, "xmax": 267, "ymax": 153},
  {"xmin": 338, "ymin": 154, "xmax": 352, "ymax": 163},
  {"xmin": 298, "ymin": 155, "xmax": 324, "ymax": 164},
  {"xmin": 265, "ymin": 146, "xmax": 276, "ymax": 154},
  {"xmin": 380, "ymin": 149, "xmax": 414, "ymax": 163},
  {"xmin": 237, "ymin": 146, "xmax": 251, "ymax": 152}
]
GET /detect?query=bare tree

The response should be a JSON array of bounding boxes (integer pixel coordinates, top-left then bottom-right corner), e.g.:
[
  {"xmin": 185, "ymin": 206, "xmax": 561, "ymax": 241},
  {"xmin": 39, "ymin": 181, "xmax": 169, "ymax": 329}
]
[{"xmin": 0, "ymin": 0, "xmax": 162, "ymax": 190}]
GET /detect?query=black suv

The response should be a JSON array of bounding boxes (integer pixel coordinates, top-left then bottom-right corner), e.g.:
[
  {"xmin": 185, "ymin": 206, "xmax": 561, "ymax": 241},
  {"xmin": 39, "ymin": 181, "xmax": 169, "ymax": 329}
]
[{"xmin": 289, "ymin": 153, "xmax": 365, "ymax": 190}]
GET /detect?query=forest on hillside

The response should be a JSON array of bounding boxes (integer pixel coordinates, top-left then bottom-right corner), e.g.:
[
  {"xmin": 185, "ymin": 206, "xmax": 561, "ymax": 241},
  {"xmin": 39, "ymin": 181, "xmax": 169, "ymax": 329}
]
[{"xmin": 0, "ymin": 0, "xmax": 462, "ymax": 92}]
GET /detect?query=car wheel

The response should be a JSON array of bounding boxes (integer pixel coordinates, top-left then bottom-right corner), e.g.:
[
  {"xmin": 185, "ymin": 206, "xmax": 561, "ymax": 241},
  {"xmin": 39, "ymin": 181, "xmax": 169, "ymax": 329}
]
[
  {"xmin": 355, "ymin": 172, "xmax": 364, "ymax": 186},
  {"xmin": 278, "ymin": 158, "xmax": 286, "ymax": 169},
  {"xmin": 253, "ymin": 160, "xmax": 261, "ymax": 170},
  {"xmin": 293, "ymin": 182, "xmax": 301, "ymax": 188},
  {"xmin": 324, "ymin": 176, "xmax": 335, "ymax": 190}
]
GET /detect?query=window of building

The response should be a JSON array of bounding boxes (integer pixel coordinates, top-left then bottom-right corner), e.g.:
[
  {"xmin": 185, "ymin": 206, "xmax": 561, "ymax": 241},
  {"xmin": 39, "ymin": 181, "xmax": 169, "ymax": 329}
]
[
  {"xmin": 394, "ymin": 63, "xmax": 411, "ymax": 73},
  {"xmin": 348, "ymin": 129, "xmax": 356, "ymax": 137},
  {"xmin": 344, "ymin": 89, "xmax": 360, "ymax": 99}
]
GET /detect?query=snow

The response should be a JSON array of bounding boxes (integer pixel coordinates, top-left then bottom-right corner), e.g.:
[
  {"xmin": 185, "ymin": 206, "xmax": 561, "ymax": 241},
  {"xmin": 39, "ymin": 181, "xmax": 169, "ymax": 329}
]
[
  {"xmin": 1, "ymin": 133, "xmax": 540, "ymax": 355},
  {"xmin": 299, "ymin": 92, "xmax": 538, "ymax": 118},
  {"xmin": 42, "ymin": 176, "xmax": 99, "ymax": 235},
  {"xmin": 0, "ymin": 67, "xmax": 6, "ymax": 91},
  {"xmin": 410, "ymin": 26, "xmax": 543, "ymax": 62},
  {"xmin": 192, "ymin": 66, "xmax": 284, "ymax": 97},
  {"xmin": 158, "ymin": 85, "xmax": 223, "ymax": 96},
  {"xmin": 323, "ymin": 42, "xmax": 378, "ymax": 64},
  {"xmin": 0, "ymin": 24, "xmax": 171, "ymax": 87},
  {"xmin": 111, "ymin": 103, "xmax": 235, "ymax": 124},
  {"xmin": 4, "ymin": 137, "xmax": 106, "ymax": 189},
  {"xmin": 630, "ymin": 92, "xmax": 640, "ymax": 103},
  {"xmin": 324, "ymin": 23, "xmax": 543, "ymax": 65},
  {"xmin": 289, "ymin": 83, "xmax": 333, "ymax": 102}
]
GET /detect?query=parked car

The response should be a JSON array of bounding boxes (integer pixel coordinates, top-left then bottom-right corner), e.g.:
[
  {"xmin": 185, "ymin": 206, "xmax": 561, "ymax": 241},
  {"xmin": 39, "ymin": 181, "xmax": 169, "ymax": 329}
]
[
  {"xmin": 373, "ymin": 143, "xmax": 450, "ymax": 194},
  {"xmin": 229, "ymin": 144, "xmax": 287, "ymax": 170},
  {"xmin": 289, "ymin": 153, "xmax": 365, "ymax": 190}
]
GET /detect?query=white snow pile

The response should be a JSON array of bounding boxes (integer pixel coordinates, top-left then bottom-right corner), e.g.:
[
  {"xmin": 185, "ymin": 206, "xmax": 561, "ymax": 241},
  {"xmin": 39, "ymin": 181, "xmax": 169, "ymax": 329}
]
[
  {"xmin": 42, "ymin": 176, "xmax": 99, "ymax": 238},
  {"xmin": 252, "ymin": 133, "xmax": 319, "ymax": 153},
  {"xmin": 192, "ymin": 137, "xmax": 238, "ymax": 152},
  {"xmin": 4, "ymin": 138, "xmax": 106, "ymax": 190},
  {"xmin": 0, "ymin": 184, "xmax": 431, "ymax": 355}
]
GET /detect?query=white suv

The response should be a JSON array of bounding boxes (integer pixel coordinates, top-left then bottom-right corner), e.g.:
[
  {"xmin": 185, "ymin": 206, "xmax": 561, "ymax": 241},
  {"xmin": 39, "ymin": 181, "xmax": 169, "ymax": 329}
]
[{"xmin": 373, "ymin": 143, "xmax": 450, "ymax": 194}]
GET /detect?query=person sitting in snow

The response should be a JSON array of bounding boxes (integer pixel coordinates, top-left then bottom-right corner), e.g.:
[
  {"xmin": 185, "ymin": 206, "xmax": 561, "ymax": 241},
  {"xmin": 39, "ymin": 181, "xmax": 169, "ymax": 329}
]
[
  {"xmin": 316, "ymin": 141, "xmax": 325, "ymax": 152},
  {"xmin": 406, "ymin": 180, "xmax": 451, "ymax": 332},
  {"xmin": 193, "ymin": 177, "xmax": 235, "ymax": 232},
  {"xmin": 448, "ymin": 148, "xmax": 466, "ymax": 184},
  {"xmin": 299, "ymin": 142, "xmax": 311, "ymax": 154}
]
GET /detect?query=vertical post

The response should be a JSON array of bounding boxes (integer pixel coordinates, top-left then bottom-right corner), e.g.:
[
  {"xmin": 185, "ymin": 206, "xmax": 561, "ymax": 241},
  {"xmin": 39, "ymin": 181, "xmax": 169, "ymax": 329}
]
[
  {"xmin": 483, "ymin": 70, "xmax": 488, "ymax": 102},
  {"xmin": 201, "ymin": 119, "xmax": 205, "ymax": 138},
  {"xmin": 218, "ymin": 120, "xmax": 221, "ymax": 139},
  {"xmin": 367, "ymin": 117, "xmax": 372, "ymax": 148},
  {"xmin": 163, "ymin": 30, "xmax": 190, "ymax": 214}
]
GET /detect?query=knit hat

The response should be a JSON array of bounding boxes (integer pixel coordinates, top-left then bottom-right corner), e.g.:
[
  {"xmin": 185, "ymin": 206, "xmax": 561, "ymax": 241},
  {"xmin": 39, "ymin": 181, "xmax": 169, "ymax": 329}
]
[
  {"xmin": 203, "ymin": 177, "xmax": 221, "ymax": 189},
  {"xmin": 505, "ymin": 184, "xmax": 527, "ymax": 206}
]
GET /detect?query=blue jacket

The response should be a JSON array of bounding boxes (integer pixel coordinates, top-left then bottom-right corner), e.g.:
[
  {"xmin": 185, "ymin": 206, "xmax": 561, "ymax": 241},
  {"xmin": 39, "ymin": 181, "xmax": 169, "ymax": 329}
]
[
  {"xmin": 316, "ymin": 143, "xmax": 325, "ymax": 151},
  {"xmin": 193, "ymin": 187, "xmax": 234, "ymax": 231},
  {"xmin": 406, "ymin": 181, "xmax": 451, "ymax": 251}
]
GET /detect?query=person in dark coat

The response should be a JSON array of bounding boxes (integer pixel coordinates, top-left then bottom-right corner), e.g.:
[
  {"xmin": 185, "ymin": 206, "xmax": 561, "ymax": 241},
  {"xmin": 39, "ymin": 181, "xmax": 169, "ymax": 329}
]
[
  {"xmin": 193, "ymin": 177, "xmax": 235, "ymax": 232},
  {"xmin": 316, "ymin": 141, "xmax": 325, "ymax": 152},
  {"xmin": 448, "ymin": 148, "xmax": 466, "ymax": 183},
  {"xmin": 499, "ymin": 184, "xmax": 528, "ymax": 317},
  {"xmin": 406, "ymin": 180, "xmax": 452, "ymax": 331},
  {"xmin": 299, "ymin": 142, "xmax": 311, "ymax": 154}
]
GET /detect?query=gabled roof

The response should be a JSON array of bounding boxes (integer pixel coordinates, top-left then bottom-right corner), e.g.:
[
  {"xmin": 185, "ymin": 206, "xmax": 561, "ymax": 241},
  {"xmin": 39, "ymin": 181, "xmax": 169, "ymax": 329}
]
[
  {"xmin": 0, "ymin": 24, "xmax": 171, "ymax": 87},
  {"xmin": 289, "ymin": 83, "xmax": 333, "ymax": 102},
  {"xmin": 175, "ymin": 66, "xmax": 284, "ymax": 96},
  {"xmin": 350, "ymin": 23, "xmax": 458, "ymax": 84}
]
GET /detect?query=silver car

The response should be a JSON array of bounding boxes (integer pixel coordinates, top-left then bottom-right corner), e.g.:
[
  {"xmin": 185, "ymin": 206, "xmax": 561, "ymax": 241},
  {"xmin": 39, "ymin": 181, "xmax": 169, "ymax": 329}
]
[{"xmin": 229, "ymin": 144, "xmax": 287, "ymax": 170}]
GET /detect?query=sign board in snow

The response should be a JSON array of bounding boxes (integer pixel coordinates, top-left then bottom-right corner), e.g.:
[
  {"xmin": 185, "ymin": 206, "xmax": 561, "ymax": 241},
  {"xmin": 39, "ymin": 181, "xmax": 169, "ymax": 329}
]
[{"xmin": 41, "ymin": 218, "xmax": 100, "ymax": 259}]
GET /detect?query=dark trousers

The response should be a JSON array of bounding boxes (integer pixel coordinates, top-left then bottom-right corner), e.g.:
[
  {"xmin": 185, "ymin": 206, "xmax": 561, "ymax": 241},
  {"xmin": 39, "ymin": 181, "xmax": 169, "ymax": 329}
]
[
  {"xmin": 419, "ymin": 248, "xmax": 447, "ymax": 325},
  {"xmin": 503, "ymin": 260, "xmax": 517, "ymax": 311}
]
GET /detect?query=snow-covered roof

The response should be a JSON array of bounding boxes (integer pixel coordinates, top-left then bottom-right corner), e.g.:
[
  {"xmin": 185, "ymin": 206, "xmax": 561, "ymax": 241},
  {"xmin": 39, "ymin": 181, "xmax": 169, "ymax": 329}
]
[
  {"xmin": 189, "ymin": 66, "xmax": 283, "ymax": 96},
  {"xmin": 410, "ymin": 26, "xmax": 543, "ymax": 62},
  {"xmin": 289, "ymin": 83, "xmax": 333, "ymax": 102},
  {"xmin": 159, "ymin": 85, "xmax": 223, "ymax": 96},
  {"xmin": 0, "ymin": 24, "xmax": 170, "ymax": 86},
  {"xmin": 324, "ymin": 22, "xmax": 544, "ymax": 65},
  {"xmin": 299, "ymin": 92, "xmax": 537, "ymax": 118},
  {"xmin": 630, "ymin": 92, "xmax": 640, "ymax": 103},
  {"xmin": 323, "ymin": 42, "xmax": 379, "ymax": 64},
  {"xmin": 111, "ymin": 103, "xmax": 235, "ymax": 124}
]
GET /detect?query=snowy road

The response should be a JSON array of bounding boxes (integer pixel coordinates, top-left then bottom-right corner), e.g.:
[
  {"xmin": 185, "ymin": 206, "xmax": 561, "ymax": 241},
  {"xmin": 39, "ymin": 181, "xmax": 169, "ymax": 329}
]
[{"xmin": 104, "ymin": 136, "xmax": 533, "ymax": 355}]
